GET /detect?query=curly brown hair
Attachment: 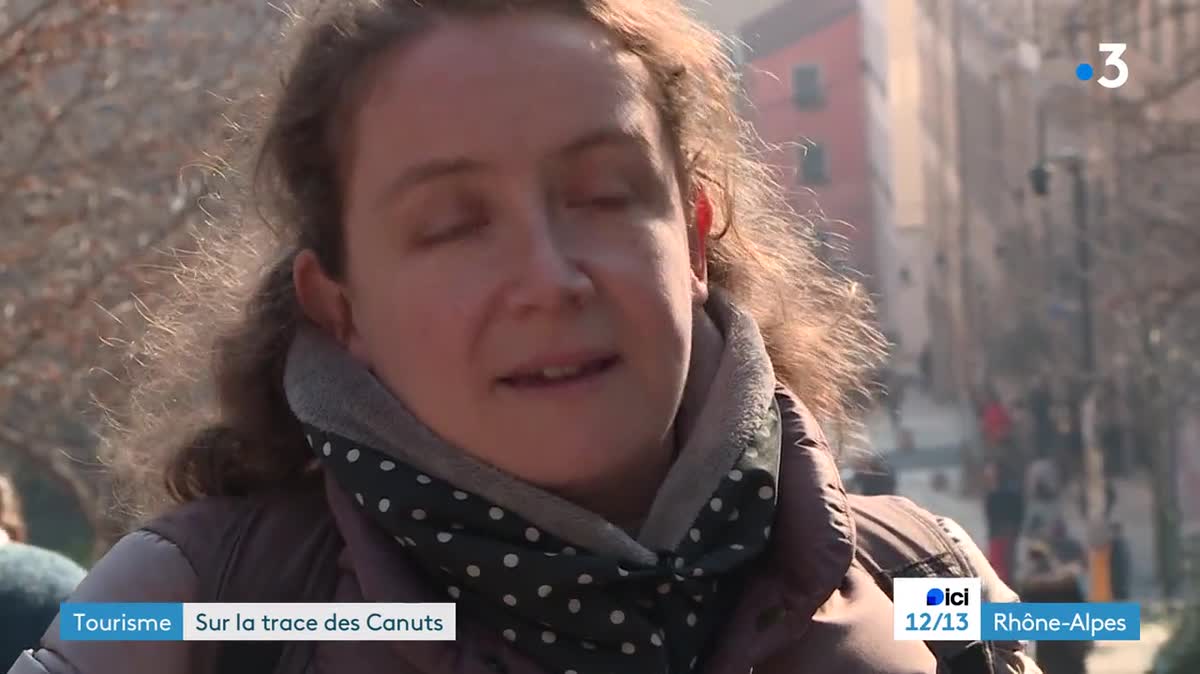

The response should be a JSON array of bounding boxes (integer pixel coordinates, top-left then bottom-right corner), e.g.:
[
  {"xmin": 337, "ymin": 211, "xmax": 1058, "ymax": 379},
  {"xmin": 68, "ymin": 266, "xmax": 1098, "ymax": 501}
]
[{"xmin": 104, "ymin": 0, "xmax": 885, "ymax": 518}]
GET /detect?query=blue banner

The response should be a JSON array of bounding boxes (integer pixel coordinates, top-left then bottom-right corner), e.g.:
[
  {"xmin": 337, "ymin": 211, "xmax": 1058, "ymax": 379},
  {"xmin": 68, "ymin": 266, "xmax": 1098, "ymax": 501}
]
[
  {"xmin": 60, "ymin": 603, "xmax": 184, "ymax": 641},
  {"xmin": 982, "ymin": 603, "xmax": 1141, "ymax": 641}
]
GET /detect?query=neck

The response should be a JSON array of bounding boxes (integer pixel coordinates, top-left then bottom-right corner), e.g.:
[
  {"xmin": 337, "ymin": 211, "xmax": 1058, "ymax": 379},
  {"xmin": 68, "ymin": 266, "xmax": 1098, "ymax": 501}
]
[
  {"xmin": 553, "ymin": 425, "xmax": 677, "ymax": 530},
  {"xmin": 0, "ymin": 529, "xmax": 9, "ymax": 546}
]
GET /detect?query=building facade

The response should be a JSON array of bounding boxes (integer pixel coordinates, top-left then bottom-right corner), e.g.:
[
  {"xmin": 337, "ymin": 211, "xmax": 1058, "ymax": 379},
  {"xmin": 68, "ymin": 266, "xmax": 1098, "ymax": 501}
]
[
  {"xmin": 913, "ymin": 0, "xmax": 1068, "ymax": 399},
  {"xmin": 740, "ymin": 0, "xmax": 877, "ymax": 288},
  {"xmin": 680, "ymin": 0, "xmax": 784, "ymax": 52},
  {"xmin": 861, "ymin": 0, "xmax": 933, "ymax": 378},
  {"xmin": 914, "ymin": 0, "xmax": 968, "ymax": 398}
]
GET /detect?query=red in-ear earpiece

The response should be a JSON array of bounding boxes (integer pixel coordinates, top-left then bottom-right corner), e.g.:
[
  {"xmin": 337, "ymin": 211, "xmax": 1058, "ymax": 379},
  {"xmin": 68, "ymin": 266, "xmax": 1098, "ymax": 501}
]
[
  {"xmin": 693, "ymin": 187, "xmax": 712, "ymax": 242},
  {"xmin": 691, "ymin": 187, "xmax": 712, "ymax": 280}
]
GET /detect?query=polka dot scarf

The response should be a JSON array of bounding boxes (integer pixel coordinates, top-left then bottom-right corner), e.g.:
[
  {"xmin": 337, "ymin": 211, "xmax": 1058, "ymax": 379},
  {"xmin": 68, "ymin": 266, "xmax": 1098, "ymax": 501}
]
[{"xmin": 305, "ymin": 400, "xmax": 780, "ymax": 674}]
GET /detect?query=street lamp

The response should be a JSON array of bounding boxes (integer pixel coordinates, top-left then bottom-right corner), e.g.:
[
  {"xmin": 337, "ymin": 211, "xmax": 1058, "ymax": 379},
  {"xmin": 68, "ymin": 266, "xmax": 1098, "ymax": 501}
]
[
  {"xmin": 1031, "ymin": 152, "xmax": 1110, "ymax": 601},
  {"xmin": 1030, "ymin": 153, "xmax": 1096, "ymax": 390}
]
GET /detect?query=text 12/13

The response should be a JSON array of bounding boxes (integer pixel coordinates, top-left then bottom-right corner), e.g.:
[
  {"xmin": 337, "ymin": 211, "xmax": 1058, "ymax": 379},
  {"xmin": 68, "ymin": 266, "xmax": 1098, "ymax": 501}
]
[{"xmin": 904, "ymin": 612, "xmax": 970, "ymax": 633}]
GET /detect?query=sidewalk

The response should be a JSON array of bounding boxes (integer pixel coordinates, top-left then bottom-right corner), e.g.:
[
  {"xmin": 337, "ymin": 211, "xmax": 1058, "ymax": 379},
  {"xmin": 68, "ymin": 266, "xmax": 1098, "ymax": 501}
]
[
  {"xmin": 863, "ymin": 392, "xmax": 1172, "ymax": 672},
  {"xmin": 864, "ymin": 388, "xmax": 973, "ymax": 454},
  {"xmin": 893, "ymin": 471, "xmax": 1170, "ymax": 673},
  {"xmin": 1086, "ymin": 619, "xmax": 1170, "ymax": 674},
  {"xmin": 1057, "ymin": 478, "xmax": 1160, "ymax": 601},
  {"xmin": 864, "ymin": 389, "xmax": 1161, "ymax": 601},
  {"xmin": 895, "ymin": 470, "xmax": 1160, "ymax": 600}
]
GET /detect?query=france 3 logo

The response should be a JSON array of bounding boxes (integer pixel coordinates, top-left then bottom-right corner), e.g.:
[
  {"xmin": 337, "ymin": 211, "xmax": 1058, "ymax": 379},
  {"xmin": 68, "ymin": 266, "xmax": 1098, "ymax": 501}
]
[
  {"xmin": 892, "ymin": 577, "xmax": 982, "ymax": 642},
  {"xmin": 1075, "ymin": 43, "xmax": 1129, "ymax": 89}
]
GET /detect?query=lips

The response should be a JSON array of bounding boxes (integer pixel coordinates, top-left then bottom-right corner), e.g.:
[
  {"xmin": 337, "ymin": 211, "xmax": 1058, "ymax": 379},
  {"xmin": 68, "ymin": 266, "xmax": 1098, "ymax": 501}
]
[{"xmin": 499, "ymin": 355, "xmax": 620, "ymax": 388}]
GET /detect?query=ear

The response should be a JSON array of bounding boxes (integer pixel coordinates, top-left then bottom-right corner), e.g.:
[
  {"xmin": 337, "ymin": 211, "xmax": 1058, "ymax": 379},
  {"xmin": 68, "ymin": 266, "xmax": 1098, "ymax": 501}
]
[
  {"xmin": 293, "ymin": 250, "xmax": 368, "ymax": 360},
  {"xmin": 688, "ymin": 186, "xmax": 712, "ymax": 303}
]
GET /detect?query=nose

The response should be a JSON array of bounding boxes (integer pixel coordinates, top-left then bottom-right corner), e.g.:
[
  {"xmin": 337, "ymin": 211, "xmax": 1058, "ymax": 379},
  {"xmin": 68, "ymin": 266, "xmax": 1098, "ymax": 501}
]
[{"xmin": 503, "ymin": 210, "xmax": 595, "ymax": 315}]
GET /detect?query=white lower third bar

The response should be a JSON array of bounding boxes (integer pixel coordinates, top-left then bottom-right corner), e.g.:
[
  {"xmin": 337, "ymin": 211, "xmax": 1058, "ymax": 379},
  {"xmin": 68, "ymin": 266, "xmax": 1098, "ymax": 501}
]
[{"xmin": 183, "ymin": 603, "xmax": 457, "ymax": 641}]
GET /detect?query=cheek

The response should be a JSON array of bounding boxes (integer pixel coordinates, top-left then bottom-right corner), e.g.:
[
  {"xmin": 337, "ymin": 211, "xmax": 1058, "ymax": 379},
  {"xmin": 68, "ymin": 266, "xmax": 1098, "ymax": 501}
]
[
  {"xmin": 347, "ymin": 249, "xmax": 485, "ymax": 397},
  {"xmin": 593, "ymin": 220, "xmax": 695, "ymax": 360},
  {"xmin": 614, "ymin": 220, "xmax": 695, "ymax": 316}
]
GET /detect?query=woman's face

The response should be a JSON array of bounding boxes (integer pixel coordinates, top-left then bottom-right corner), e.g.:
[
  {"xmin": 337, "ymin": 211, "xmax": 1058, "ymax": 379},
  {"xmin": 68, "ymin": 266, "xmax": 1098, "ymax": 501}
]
[{"xmin": 301, "ymin": 13, "xmax": 706, "ymax": 494}]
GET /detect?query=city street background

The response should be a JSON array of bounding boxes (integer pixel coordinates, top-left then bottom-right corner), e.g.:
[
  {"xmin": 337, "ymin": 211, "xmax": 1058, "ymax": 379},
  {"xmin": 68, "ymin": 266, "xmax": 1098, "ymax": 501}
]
[{"xmin": 863, "ymin": 391, "xmax": 1168, "ymax": 672}]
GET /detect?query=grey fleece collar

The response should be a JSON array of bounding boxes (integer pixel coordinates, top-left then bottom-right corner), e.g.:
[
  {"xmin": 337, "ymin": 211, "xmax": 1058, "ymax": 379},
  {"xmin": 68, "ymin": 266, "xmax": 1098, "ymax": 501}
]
[{"xmin": 284, "ymin": 291, "xmax": 780, "ymax": 564}]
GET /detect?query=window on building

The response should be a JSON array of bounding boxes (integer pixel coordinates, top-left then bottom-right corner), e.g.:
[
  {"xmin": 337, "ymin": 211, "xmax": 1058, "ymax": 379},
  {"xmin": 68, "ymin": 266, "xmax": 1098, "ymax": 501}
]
[
  {"xmin": 1151, "ymin": 0, "xmax": 1164, "ymax": 62},
  {"xmin": 798, "ymin": 141, "xmax": 830, "ymax": 184},
  {"xmin": 1172, "ymin": 0, "xmax": 1189, "ymax": 62},
  {"xmin": 1065, "ymin": 13, "xmax": 1085, "ymax": 58},
  {"xmin": 791, "ymin": 64, "xmax": 824, "ymax": 107},
  {"xmin": 1092, "ymin": 179, "xmax": 1108, "ymax": 218},
  {"xmin": 1129, "ymin": 0, "xmax": 1142, "ymax": 48}
]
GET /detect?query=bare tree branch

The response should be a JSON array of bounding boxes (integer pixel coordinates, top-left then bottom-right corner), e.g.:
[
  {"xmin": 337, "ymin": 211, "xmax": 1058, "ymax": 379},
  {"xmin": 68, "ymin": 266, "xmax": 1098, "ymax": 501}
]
[{"xmin": 0, "ymin": 0, "xmax": 277, "ymax": 544}]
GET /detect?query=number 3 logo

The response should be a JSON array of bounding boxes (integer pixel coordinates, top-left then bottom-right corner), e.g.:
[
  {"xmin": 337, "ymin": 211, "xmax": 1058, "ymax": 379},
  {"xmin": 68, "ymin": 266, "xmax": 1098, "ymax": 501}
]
[{"xmin": 1098, "ymin": 43, "xmax": 1129, "ymax": 89}]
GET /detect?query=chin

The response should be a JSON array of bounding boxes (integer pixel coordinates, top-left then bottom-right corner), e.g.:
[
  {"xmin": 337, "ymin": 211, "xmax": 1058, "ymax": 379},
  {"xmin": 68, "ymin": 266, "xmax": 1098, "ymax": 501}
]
[{"xmin": 502, "ymin": 431, "xmax": 648, "ymax": 488}]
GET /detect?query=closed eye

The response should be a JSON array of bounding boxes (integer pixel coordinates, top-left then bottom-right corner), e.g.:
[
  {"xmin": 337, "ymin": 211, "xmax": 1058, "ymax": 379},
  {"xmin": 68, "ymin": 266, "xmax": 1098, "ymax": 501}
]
[
  {"xmin": 586, "ymin": 194, "xmax": 633, "ymax": 210},
  {"xmin": 415, "ymin": 217, "xmax": 487, "ymax": 246},
  {"xmin": 568, "ymin": 192, "xmax": 635, "ymax": 212}
]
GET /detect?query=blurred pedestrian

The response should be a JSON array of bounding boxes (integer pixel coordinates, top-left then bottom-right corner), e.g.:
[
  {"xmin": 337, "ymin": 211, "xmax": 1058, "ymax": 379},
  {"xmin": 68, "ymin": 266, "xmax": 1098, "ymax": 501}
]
[
  {"xmin": 1098, "ymin": 379, "xmax": 1127, "ymax": 477},
  {"xmin": 1027, "ymin": 376, "xmax": 1056, "ymax": 458},
  {"xmin": 1020, "ymin": 543, "xmax": 1091, "ymax": 674},
  {"xmin": 0, "ymin": 475, "xmax": 26, "ymax": 546},
  {"xmin": 852, "ymin": 455, "xmax": 897, "ymax": 496},
  {"xmin": 1109, "ymin": 522, "xmax": 1132, "ymax": 601},
  {"xmin": 0, "ymin": 473, "xmax": 86, "ymax": 668},
  {"xmin": 918, "ymin": 345, "xmax": 932, "ymax": 392},
  {"xmin": 1047, "ymin": 519, "xmax": 1086, "ymax": 576},
  {"xmin": 983, "ymin": 461, "xmax": 1024, "ymax": 584},
  {"xmin": 1023, "ymin": 446, "xmax": 1061, "ymax": 539},
  {"xmin": 883, "ymin": 367, "xmax": 906, "ymax": 432},
  {"xmin": 980, "ymin": 388, "xmax": 1013, "ymax": 456}
]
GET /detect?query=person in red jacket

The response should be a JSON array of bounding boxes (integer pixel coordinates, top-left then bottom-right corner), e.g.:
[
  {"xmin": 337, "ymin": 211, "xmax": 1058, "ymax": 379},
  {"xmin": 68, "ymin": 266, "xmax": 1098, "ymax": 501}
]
[
  {"xmin": 982, "ymin": 461, "xmax": 1024, "ymax": 584},
  {"xmin": 981, "ymin": 390, "xmax": 1014, "ymax": 453}
]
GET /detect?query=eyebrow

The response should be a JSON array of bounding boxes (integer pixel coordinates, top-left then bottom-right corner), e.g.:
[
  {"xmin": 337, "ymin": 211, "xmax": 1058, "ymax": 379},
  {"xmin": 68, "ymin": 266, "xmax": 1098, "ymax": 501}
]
[
  {"xmin": 374, "ymin": 126, "xmax": 655, "ymax": 209},
  {"xmin": 374, "ymin": 157, "xmax": 484, "ymax": 209},
  {"xmin": 557, "ymin": 126, "xmax": 655, "ymax": 159}
]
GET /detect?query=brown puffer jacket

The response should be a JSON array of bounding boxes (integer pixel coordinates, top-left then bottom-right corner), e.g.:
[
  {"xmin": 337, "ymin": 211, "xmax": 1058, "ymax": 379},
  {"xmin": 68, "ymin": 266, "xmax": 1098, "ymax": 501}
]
[{"xmin": 8, "ymin": 397, "xmax": 1039, "ymax": 674}]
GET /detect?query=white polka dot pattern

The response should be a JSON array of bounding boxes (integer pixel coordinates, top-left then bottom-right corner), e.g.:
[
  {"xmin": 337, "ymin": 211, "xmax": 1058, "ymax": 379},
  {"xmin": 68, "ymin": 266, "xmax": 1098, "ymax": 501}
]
[{"xmin": 303, "ymin": 396, "xmax": 782, "ymax": 674}]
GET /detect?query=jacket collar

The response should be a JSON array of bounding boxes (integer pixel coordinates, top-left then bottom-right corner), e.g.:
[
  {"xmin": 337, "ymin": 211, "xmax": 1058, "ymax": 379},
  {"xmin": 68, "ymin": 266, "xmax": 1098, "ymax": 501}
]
[
  {"xmin": 702, "ymin": 389, "xmax": 856, "ymax": 672},
  {"xmin": 765, "ymin": 389, "xmax": 855, "ymax": 595}
]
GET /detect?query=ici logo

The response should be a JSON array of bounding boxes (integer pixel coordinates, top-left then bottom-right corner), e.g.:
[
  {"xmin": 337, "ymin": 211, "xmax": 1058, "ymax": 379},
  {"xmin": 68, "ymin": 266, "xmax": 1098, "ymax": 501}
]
[{"xmin": 926, "ymin": 588, "xmax": 970, "ymax": 607}]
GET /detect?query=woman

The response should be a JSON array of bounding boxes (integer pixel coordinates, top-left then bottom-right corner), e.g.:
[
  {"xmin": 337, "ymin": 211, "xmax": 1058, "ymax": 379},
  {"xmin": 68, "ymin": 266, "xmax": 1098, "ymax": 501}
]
[
  {"xmin": 10, "ymin": 1, "xmax": 1035, "ymax": 673},
  {"xmin": 0, "ymin": 474, "xmax": 86, "ymax": 669}
]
